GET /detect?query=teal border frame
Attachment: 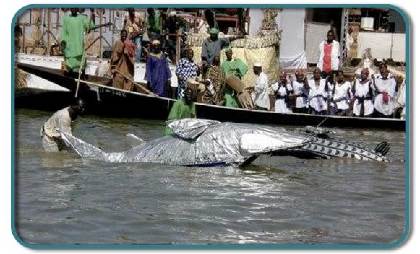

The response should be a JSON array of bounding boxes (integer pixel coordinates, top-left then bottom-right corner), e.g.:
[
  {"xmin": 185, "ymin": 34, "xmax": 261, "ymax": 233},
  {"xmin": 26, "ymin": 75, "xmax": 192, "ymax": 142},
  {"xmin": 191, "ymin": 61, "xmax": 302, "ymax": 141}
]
[{"xmin": 11, "ymin": 3, "xmax": 412, "ymax": 250}]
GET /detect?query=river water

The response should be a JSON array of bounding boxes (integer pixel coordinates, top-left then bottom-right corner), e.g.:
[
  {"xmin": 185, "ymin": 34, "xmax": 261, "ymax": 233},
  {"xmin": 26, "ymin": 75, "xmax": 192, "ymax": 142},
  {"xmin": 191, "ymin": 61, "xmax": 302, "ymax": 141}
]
[{"xmin": 14, "ymin": 108, "xmax": 407, "ymax": 246}]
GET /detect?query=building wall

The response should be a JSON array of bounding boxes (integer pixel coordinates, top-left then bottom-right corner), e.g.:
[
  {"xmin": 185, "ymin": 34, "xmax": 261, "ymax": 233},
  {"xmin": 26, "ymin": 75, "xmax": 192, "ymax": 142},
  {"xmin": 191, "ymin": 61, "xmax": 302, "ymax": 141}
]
[
  {"xmin": 358, "ymin": 32, "xmax": 405, "ymax": 62},
  {"xmin": 277, "ymin": 9, "xmax": 307, "ymax": 69},
  {"xmin": 305, "ymin": 22, "xmax": 331, "ymax": 64},
  {"xmin": 388, "ymin": 9, "xmax": 405, "ymax": 33}
]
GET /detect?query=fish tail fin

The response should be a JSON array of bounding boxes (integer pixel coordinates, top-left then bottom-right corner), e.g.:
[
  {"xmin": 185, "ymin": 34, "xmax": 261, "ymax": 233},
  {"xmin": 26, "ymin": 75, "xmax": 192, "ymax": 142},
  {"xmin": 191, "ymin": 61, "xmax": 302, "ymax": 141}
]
[
  {"xmin": 303, "ymin": 137, "xmax": 389, "ymax": 162},
  {"xmin": 374, "ymin": 141, "xmax": 391, "ymax": 156}
]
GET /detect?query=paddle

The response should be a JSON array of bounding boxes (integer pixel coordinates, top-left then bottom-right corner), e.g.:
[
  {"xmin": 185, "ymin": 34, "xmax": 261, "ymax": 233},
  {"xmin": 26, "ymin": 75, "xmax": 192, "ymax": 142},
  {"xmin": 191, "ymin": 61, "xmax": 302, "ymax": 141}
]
[{"xmin": 113, "ymin": 69, "xmax": 156, "ymax": 96}]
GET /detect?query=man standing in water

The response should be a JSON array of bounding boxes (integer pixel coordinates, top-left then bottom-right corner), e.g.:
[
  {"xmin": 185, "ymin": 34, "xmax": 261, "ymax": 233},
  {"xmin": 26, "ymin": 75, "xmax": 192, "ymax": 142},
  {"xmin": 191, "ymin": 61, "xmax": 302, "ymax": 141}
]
[{"xmin": 40, "ymin": 100, "xmax": 86, "ymax": 152}]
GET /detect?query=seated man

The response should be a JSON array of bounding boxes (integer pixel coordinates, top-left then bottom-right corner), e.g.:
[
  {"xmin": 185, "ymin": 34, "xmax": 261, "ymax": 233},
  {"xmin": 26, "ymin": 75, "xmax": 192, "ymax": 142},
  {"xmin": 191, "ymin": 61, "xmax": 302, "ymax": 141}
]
[
  {"xmin": 40, "ymin": 99, "xmax": 85, "ymax": 152},
  {"xmin": 164, "ymin": 86, "xmax": 196, "ymax": 135}
]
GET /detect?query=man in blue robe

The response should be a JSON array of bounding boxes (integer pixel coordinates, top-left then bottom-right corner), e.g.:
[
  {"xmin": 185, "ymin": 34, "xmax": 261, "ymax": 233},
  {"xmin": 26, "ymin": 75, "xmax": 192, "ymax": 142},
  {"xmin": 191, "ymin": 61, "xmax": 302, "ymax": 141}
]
[{"xmin": 145, "ymin": 40, "xmax": 171, "ymax": 97}]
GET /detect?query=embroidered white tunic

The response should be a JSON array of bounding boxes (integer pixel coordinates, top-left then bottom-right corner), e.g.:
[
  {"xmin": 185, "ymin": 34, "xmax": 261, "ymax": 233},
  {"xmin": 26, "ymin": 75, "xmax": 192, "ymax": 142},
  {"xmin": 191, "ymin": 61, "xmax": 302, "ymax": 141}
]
[
  {"xmin": 373, "ymin": 74, "xmax": 396, "ymax": 116},
  {"xmin": 331, "ymin": 81, "xmax": 352, "ymax": 110},
  {"xmin": 271, "ymin": 82, "xmax": 292, "ymax": 113},
  {"xmin": 396, "ymin": 80, "xmax": 406, "ymax": 119},
  {"xmin": 352, "ymin": 79, "xmax": 374, "ymax": 116},
  {"xmin": 291, "ymin": 80, "xmax": 308, "ymax": 109},
  {"xmin": 308, "ymin": 79, "xmax": 328, "ymax": 112}
]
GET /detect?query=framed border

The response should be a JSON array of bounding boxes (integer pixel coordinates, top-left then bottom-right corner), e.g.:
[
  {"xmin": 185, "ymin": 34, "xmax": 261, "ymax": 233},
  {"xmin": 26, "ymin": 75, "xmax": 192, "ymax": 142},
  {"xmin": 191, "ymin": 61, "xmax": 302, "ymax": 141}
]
[{"xmin": 11, "ymin": 3, "xmax": 412, "ymax": 250}]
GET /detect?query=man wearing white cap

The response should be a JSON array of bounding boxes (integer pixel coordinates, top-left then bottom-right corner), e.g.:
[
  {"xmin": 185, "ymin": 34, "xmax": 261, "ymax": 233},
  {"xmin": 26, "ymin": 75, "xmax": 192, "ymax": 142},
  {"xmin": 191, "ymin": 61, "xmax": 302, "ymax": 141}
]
[
  {"xmin": 253, "ymin": 63, "xmax": 270, "ymax": 110},
  {"xmin": 145, "ymin": 39, "xmax": 171, "ymax": 97}
]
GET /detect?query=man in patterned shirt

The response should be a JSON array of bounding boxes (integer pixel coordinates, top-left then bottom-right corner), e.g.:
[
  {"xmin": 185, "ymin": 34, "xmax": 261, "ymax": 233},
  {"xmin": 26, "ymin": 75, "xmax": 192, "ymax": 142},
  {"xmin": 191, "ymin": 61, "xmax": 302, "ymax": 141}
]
[{"xmin": 175, "ymin": 48, "xmax": 200, "ymax": 99}]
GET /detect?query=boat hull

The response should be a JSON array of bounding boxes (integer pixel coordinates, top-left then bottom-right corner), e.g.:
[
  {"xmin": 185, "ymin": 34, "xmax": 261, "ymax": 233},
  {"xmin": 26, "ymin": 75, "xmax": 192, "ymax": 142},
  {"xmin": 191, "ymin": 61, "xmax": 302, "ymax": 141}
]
[{"xmin": 16, "ymin": 63, "xmax": 405, "ymax": 131}]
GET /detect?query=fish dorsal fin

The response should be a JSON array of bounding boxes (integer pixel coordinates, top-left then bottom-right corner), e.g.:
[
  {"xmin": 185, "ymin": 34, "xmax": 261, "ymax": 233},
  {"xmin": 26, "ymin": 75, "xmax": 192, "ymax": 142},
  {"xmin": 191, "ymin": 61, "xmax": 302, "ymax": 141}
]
[{"xmin": 167, "ymin": 118, "xmax": 221, "ymax": 140}]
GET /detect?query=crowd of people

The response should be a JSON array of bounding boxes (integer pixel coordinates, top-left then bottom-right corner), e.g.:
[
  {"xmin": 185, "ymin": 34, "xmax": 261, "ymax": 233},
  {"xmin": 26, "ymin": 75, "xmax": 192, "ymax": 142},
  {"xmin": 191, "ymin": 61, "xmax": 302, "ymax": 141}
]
[
  {"xmin": 59, "ymin": 8, "xmax": 406, "ymax": 121},
  {"xmin": 40, "ymin": 8, "xmax": 406, "ymax": 152},
  {"xmin": 264, "ymin": 64, "xmax": 405, "ymax": 119}
]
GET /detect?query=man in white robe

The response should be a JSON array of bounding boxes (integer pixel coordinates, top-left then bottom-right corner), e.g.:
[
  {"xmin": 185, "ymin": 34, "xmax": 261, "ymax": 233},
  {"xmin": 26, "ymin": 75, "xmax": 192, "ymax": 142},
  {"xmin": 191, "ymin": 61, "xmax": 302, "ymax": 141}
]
[
  {"xmin": 253, "ymin": 63, "xmax": 270, "ymax": 110},
  {"xmin": 372, "ymin": 63, "xmax": 397, "ymax": 117}
]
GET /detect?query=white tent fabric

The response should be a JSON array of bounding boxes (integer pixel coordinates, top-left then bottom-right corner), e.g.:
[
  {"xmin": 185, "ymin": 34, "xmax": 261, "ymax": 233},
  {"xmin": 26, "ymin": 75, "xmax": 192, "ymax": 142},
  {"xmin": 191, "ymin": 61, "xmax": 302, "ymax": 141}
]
[
  {"xmin": 248, "ymin": 9, "xmax": 264, "ymax": 36},
  {"xmin": 305, "ymin": 22, "xmax": 331, "ymax": 64},
  {"xmin": 277, "ymin": 9, "xmax": 308, "ymax": 70},
  {"xmin": 357, "ymin": 32, "xmax": 406, "ymax": 62},
  {"xmin": 249, "ymin": 9, "xmax": 307, "ymax": 70}
]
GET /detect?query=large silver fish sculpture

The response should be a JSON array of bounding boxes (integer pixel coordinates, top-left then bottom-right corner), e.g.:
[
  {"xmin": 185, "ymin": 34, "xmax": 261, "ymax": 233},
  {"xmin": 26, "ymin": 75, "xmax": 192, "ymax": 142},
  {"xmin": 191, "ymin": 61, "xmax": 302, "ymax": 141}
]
[{"xmin": 60, "ymin": 119, "xmax": 390, "ymax": 166}]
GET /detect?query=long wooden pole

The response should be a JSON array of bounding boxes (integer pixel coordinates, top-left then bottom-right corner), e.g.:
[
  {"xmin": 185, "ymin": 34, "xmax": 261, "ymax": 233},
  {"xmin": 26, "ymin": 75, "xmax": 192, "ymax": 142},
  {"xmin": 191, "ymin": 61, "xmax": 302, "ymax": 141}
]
[
  {"xmin": 56, "ymin": 8, "xmax": 60, "ymax": 30},
  {"xmin": 111, "ymin": 9, "xmax": 114, "ymax": 46},
  {"xmin": 47, "ymin": 9, "xmax": 51, "ymax": 55},
  {"xmin": 22, "ymin": 24, "xmax": 26, "ymax": 53},
  {"xmin": 99, "ymin": 10, "xmax": 103, "ymax": 58}
]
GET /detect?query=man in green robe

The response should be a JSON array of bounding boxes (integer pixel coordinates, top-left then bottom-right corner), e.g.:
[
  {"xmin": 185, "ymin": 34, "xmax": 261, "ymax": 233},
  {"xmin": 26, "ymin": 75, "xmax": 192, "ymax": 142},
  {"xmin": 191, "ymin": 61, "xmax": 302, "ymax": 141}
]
[
  {"xmin": 164, "ymin": 87, "xmax": 196, "ymax": 135},
  {"xmin": 147, "ymin": 8, "xmax": 161, "ymax": 40},
  {"xmin": 60, "ymin": 8, "xmax": 95, "ymax": 73},
  {"xmin": 221, "ymin": 48, "xmax": 248, "ymax": 108}
]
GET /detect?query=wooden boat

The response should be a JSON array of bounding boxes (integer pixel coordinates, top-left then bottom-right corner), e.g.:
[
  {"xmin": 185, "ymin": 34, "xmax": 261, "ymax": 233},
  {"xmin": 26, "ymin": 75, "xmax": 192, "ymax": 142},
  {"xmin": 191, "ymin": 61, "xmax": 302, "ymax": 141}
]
[{"xmin": 16, "ymin": 63, "xmax": 406, "ymax": 131}]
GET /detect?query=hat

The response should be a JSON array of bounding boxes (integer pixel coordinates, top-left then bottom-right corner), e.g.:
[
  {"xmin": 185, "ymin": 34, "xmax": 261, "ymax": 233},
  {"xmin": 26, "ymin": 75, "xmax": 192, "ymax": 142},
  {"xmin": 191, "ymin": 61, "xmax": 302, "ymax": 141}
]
[
  {"xmin": 209, "ymin": 28, "xmax": 219, "ymax": 34},
  {"xmin": 254, "ymin": 62, "xmax": 262, "ymax": 67},
  {"xmin": 151, "ymin": 40, "xmax": 161, "ymax": 45}
]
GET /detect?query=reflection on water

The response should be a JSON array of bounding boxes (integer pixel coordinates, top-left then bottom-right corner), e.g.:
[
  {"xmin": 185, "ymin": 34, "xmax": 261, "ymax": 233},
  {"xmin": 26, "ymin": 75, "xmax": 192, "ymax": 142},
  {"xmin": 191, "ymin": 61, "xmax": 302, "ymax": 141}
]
[{"xmin": 14, "ymin": 108, "xmax": 407, "ymax": 245}]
